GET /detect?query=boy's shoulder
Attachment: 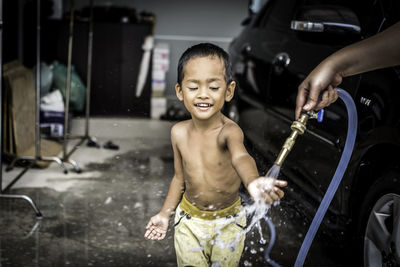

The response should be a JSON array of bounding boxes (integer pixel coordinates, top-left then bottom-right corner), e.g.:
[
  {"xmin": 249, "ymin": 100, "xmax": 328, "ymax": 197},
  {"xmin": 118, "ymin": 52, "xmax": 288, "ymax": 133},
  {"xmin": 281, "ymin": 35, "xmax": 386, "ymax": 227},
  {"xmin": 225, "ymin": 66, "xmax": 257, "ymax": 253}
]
[
  {"xmin": 219, "ymin": 117, "xmax": 244, "ymax": 141},
  {"xmin": 171, "ymin": 119, "xmax": 191, "ymax": 137},
  {"xmin": 221, "ymin": 116, "xmax": 242, "ymax": 132}
]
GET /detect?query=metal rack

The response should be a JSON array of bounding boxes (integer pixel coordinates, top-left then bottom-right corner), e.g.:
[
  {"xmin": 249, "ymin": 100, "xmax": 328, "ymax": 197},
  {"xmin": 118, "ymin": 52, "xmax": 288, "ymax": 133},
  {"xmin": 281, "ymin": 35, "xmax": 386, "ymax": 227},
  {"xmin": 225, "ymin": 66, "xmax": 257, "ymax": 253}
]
[
  {"xmin": 1, "ymin": 0, "xmax": 96, "ymax": 218},
  {"xmin": 7, "ymin": 0, "xmax": 97, "ymax": 174},
  {"xmin": 6, "ymin": 0, "xmax": 69, "ymax": 174}
]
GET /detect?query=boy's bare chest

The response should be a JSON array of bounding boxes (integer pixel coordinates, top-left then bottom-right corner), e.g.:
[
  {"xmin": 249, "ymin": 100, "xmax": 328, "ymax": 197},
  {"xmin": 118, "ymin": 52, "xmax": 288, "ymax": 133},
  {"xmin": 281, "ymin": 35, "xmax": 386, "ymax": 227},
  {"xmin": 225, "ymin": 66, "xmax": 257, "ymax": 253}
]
[{"xmin": 180, "ymin": 135, "xmax": 229, "ymax": 169}]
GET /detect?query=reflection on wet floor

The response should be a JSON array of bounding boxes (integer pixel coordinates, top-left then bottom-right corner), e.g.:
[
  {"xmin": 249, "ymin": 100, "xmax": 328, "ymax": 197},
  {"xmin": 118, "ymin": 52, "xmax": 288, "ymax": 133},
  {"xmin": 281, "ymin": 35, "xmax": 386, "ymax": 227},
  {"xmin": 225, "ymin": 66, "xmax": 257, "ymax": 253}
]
[{"xmin": 0, "ymin": 135, "xmax": 347, "ymax": 267}]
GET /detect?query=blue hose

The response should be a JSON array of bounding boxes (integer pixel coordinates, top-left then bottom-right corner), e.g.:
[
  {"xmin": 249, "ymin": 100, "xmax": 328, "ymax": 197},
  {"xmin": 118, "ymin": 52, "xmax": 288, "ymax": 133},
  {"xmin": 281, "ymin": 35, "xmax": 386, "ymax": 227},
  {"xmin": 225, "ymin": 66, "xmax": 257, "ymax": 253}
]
[
  {"xmin": 294, "ymin": 88, "xmax": 358, "ymax": 266},
  {"xmin": 264, "ymin": 216, "xmax": 282, "ymax": 267}
]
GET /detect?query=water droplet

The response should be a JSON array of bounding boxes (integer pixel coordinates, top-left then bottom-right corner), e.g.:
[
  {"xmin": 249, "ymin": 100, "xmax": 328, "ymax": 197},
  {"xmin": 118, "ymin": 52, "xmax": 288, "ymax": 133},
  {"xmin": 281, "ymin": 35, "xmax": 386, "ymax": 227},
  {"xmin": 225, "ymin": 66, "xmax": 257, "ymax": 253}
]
[
  {"xmin": 104, "ymin": 197, "xmax": 112, "ymax": 205},
  {"xmin": 139, "ymin": 164, "xmax": 146, "ymax": 169},
  {"xmin": 134, "ymin": 202, "xmax": 143, "ymax": 209},
  {"xmin": 147, "ymin": 254, "xmax": 151, "ymax": 258},
  {"xmin": 244, "ymin": 260, "xmax": 252, "ymax": 266}
]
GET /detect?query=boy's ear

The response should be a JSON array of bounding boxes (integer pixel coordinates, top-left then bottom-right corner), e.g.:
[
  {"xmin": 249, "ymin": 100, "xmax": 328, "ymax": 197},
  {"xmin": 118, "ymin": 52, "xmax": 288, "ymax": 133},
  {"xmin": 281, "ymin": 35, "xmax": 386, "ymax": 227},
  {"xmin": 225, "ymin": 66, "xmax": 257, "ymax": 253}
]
[
  {"xmin": 225, "ymin": 81, "xmax": 236, "ymax": 102},
  {"xmin": 175, "ymin": 83, "xmax": 183, "ymax": 101}
]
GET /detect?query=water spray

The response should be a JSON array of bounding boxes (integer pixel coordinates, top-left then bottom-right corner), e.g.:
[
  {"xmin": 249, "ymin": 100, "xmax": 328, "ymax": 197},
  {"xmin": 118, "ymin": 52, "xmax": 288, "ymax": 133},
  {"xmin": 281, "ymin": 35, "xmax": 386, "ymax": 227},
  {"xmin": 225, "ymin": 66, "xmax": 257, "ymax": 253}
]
[
  {"xmin": 262, "ymin": 109, "xmax": 321, "ymax": 267},
  {"xmin": 263, "ymin": 88, "xmax": 357, "ymax": 266}
]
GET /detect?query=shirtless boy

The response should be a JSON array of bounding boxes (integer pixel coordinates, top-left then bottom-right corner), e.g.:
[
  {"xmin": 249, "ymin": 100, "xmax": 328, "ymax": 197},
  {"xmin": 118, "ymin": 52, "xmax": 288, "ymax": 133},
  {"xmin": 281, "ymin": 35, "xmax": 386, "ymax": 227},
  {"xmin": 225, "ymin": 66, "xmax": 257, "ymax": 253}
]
[{"xmin": 144, "ymin": 43, "xmax": 287, "ymax": 267}]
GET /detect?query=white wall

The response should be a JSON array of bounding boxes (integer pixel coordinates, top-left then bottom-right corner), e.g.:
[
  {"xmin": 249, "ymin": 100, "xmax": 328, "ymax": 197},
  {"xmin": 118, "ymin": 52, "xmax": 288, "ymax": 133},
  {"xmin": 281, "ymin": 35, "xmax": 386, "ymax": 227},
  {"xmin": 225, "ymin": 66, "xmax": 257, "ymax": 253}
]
[{"xmin": 64, "ymin": 0, "xmax": 248, "ymax": 100}]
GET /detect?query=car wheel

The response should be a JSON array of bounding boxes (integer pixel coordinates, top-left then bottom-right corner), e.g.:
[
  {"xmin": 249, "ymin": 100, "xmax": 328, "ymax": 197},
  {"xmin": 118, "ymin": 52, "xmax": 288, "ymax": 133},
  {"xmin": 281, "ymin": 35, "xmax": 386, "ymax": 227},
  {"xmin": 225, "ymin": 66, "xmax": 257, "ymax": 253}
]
[{"xmin": 358, "ymin": 171, "xmax": 400, "ymax": 267}]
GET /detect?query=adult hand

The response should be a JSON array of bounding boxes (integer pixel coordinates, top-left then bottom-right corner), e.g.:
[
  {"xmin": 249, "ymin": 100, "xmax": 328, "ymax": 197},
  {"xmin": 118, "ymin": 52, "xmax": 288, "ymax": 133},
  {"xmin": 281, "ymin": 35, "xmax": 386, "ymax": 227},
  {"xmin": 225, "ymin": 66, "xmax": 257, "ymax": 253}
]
[
  {"xmin": 295, "ymin": 61, "xmax": 340, "ymax": 119},
  {"xmin": 144, "ymin": 213, "xmax": 169, "ymax": 240}
]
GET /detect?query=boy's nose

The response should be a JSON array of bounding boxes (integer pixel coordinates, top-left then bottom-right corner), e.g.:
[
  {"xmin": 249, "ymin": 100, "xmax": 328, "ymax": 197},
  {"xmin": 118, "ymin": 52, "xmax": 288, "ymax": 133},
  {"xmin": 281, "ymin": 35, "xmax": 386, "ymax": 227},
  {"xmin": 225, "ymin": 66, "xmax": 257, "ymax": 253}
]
[{"xmin": 197, "ymin": 87, "xmax": 209, "ymax": 99}]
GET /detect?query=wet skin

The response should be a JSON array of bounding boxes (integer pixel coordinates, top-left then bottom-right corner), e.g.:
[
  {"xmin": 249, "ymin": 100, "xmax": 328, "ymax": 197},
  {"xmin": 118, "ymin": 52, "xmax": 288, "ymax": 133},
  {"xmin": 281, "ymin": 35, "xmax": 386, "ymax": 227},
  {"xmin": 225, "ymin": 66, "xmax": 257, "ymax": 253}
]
[{"xmin": 144, "ymin": 56, "xmax": 287, "ymax": 241}]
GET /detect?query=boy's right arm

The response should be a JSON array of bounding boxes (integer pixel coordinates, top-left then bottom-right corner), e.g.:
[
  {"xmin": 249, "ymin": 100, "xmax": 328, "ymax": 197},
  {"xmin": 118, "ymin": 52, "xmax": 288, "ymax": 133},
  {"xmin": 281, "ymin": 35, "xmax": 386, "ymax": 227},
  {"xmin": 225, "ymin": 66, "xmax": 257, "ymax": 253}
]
[{"xmin": 144, "ymin": 125, "xmax": 185, "ymax": 240}]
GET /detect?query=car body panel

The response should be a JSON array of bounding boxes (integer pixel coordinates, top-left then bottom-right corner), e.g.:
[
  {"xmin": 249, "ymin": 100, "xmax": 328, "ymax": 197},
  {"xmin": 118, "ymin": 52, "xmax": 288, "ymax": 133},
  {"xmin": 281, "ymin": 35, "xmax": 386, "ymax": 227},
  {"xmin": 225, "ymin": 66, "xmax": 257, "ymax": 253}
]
[{"xmin": 229, "ymin": 0, "xmax": 400, "ymax": 225}]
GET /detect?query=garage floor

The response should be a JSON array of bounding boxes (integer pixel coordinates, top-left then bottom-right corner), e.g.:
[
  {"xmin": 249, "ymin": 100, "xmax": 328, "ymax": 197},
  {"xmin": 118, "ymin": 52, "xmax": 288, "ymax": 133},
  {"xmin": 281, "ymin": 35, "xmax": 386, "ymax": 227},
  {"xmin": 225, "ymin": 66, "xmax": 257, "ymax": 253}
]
[{"xmin": 0, "ymin": 118, "xmax": 347, "ymax": 267}]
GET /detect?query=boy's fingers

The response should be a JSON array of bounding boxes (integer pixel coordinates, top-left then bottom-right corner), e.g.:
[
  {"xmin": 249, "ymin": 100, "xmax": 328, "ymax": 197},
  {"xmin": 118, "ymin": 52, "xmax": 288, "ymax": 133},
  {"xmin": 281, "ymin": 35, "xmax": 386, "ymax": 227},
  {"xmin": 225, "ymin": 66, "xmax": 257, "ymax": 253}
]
[
  {"xmin": 274, "ymin": 180, "xmax": 287, "ymax": 187},
  {"xmin": 156, "ymin": 232, "xmax": 166, "ymax": 240},
  {"xmin": 264, "ymin": 195, "xmax": 273, "ymax": 204},
  {"xmin": 144, "ymin": 229, "xmax": 152, "ymax": 238},
  {"xmin": 269, "ymin": 191, "xmax": 279, "ymax": 201},
  {"xmin": 150, "ymin": 230, "xmax": 157, "ymax": 240},
  {"xmin": 146, "ymin": 219, "xmax": 154, "ymax": 229},
  {"xmin": 275, "ymin": 188, "xmax": 285, "ymax": 199},
  {"xmin": 145, "ymin": 227, "xmax": 167, "ymax": 241}
]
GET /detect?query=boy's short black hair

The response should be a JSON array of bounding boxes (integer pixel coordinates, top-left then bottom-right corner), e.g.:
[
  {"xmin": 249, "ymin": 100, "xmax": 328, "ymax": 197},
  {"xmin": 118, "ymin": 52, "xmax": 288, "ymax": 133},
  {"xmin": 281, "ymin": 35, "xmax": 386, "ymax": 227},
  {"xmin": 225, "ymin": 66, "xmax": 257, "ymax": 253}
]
[{"xmin": 177, "ymin": 43, "xmax": 233, "ymax": 85}]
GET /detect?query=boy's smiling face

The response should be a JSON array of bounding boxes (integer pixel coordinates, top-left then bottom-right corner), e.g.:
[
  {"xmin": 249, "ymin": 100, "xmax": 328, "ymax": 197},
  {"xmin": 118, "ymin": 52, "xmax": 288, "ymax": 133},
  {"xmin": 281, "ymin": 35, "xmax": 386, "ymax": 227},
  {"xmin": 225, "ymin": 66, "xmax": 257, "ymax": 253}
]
[{"xmin": 175, "ymin": 56, "xmax": 235, "ymax": 121}]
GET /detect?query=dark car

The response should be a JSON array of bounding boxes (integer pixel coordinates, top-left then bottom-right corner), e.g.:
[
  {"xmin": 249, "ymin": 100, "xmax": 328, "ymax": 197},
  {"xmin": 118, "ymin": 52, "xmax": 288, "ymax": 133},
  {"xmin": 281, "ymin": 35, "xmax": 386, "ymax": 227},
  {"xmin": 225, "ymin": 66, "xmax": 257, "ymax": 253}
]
[{"xmin": 228, "ymin": 0, "xmax": 400, "ymax": 265}]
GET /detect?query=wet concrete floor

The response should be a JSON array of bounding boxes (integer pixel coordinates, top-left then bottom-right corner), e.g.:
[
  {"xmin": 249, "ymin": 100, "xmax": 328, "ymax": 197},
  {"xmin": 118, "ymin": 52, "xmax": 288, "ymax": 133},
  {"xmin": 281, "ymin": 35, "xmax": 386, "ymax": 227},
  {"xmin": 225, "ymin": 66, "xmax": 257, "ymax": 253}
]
[{"xmin": 0, "ymin": 119, "xmax": 348, "ymax": 267}]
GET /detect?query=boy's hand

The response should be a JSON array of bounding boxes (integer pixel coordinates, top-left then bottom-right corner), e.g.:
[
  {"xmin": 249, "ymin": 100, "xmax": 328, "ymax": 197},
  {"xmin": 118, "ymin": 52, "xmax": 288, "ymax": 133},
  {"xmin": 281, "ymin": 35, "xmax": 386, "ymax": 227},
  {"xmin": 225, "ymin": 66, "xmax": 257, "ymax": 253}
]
[
  {"xmin": 144, "ymin": 213, "xmax": 169, "ymax": 240},
  {"xmin": 247, "ymin": 177, "xmax": 287, "ymax": 204}
]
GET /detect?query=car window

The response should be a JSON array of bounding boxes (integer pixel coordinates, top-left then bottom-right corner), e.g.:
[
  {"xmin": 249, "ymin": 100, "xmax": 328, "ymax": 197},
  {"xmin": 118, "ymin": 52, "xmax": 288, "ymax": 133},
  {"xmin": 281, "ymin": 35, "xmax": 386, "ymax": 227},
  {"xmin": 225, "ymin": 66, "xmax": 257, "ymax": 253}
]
[
  {"xmin": 249, "ymin": 0, "xmax": 271, "ymax": 14},
  {"xmin": 355, "ymin": 0, "xmax": 400, "ymax": 37},
  {"xmin": 255, "ymin": 0, "xmax": 298, "ymax": 30}
]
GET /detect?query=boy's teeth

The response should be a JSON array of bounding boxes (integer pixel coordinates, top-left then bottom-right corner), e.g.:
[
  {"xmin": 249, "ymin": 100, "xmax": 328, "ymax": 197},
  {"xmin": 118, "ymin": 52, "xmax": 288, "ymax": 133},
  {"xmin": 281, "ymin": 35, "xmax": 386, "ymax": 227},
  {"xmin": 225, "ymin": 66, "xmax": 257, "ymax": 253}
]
[{"xmin": 197, "ymin": 104, "xmax": 210, "ymax": 107}]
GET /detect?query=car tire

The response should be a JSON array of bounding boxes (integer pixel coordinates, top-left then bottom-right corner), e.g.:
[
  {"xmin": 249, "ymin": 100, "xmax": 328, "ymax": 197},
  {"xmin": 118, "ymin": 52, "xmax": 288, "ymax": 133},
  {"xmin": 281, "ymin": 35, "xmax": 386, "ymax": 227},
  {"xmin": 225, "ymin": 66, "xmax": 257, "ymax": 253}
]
[{"xmin": 356, "ymin": 170, "xmax": 400, "ymax": 267}]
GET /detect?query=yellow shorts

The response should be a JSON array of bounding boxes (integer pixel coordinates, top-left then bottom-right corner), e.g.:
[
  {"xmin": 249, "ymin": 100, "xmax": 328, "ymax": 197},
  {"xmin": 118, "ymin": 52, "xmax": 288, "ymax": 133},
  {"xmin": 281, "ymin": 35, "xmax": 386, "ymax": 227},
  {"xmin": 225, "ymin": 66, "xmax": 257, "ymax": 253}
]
[{"xmin": 174, "ymin": 195, "xmax": 246, "ymax": 267}]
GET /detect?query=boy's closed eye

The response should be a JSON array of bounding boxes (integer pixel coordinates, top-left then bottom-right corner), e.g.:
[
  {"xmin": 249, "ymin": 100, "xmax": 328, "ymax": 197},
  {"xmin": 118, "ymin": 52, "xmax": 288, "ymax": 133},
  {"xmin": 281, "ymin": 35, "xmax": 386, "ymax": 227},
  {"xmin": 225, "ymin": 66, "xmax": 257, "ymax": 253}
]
[{"xmin": 187, "ymin": 87, "xmax": 219, "ymax": 90}]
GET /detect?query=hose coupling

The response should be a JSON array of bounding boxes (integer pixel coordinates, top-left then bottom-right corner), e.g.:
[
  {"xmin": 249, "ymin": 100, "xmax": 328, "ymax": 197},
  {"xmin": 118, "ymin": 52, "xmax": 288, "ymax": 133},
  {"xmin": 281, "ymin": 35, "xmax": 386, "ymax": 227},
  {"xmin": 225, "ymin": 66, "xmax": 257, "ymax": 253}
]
[{"xmin": 274, "ymin": 111, "xmax": 318, "ymax": 166}]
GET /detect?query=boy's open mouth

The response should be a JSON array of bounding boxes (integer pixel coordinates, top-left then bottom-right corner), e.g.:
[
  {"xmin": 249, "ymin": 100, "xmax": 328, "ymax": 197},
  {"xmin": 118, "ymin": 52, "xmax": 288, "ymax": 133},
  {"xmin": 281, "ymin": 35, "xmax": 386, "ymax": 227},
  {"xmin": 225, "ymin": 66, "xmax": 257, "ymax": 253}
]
[{"xmin": 195, "ymin": 103, "xmax": 213, "ymax": 110}]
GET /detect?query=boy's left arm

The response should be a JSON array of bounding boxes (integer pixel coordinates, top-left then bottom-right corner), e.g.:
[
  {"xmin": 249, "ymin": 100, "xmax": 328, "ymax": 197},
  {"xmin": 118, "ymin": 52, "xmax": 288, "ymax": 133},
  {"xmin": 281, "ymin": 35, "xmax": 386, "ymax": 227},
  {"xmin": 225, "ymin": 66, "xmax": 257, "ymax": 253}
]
[{"xmin": 225, "ymin": 124, "xmax": 287, "ymax": 204}]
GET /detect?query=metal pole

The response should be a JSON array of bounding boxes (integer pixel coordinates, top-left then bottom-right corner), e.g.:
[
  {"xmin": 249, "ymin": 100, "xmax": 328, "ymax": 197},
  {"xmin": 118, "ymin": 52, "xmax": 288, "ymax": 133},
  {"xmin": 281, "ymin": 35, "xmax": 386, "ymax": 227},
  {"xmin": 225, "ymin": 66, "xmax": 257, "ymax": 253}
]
[
  {"xmin": 63, "ymin": 0, "xmax": 75, "ymax": 159},
  {"xmin": 0, "ymin": 0, "xmax": 3, "ymax": 191},
  {"xmin": 85, "ymin": 0, "xmax": 93, "ymax": 138},
  {"xmin": 35, "ymin": 0, "xmax": 41, "ymax": 159},
  {"xmin": 0, "ymin": 0, "xmax": 42, "ymax": 219}
]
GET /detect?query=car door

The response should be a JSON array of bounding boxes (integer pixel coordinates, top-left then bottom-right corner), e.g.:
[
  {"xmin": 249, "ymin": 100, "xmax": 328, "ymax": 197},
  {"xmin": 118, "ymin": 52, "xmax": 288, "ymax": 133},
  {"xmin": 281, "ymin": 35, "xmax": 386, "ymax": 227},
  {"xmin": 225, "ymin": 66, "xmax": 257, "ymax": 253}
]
[
  {"xmin": 263, "ymin": 1, "xmax": 363, "ymax": 212},
  {"xmin": 235, "ymin": 0, "xmax": 301, "ymax": 165}
]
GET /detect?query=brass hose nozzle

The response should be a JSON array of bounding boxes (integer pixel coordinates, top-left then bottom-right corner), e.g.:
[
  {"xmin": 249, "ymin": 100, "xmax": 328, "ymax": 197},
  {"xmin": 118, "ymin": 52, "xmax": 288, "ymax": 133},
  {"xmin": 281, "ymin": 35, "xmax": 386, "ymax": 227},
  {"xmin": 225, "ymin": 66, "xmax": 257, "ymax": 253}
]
[{"xmin": 274, "ymin": 110, "xmax": 318, "ymax": 166}]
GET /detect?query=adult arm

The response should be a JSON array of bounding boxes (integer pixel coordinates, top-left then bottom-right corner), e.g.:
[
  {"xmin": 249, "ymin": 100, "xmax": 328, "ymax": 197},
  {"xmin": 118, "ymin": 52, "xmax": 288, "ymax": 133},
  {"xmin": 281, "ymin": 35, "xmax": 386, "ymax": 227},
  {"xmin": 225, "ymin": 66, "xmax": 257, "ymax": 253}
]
[{"xmin": 296, "ymin": 21, "xmax": 400, "ymax": 119}]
